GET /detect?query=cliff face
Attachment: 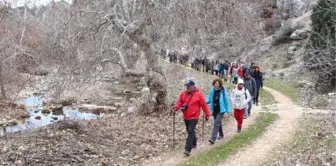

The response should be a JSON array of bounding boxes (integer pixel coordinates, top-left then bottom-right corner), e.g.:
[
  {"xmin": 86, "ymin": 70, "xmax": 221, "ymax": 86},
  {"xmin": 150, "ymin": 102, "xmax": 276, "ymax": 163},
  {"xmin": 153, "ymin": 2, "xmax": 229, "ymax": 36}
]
[{"xmin": 241, "ymin": 0, "xmax": 317, "ymax": 79}]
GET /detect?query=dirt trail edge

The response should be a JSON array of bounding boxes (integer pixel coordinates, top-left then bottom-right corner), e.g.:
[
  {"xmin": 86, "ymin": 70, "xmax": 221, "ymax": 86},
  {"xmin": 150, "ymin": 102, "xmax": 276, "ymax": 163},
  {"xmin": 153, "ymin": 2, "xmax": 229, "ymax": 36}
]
[
  {"xmin": 218, "ymin": 87, "xmax": 302, "ymax": 166},
  {"xmin": 141, "ymin": 105, "xmax": 261, "ymax": 166}
]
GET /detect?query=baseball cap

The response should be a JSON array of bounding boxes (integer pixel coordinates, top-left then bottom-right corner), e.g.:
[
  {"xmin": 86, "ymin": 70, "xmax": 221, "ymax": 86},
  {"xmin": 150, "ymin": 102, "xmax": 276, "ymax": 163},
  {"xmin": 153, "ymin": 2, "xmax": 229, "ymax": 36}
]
[
  {"xmin": 238, "ymin": 79, "xmax": 244, "ymax": 84},
  {"xmin": 185, "ymin": 80, "xmax": 195, "ymax": 86}
]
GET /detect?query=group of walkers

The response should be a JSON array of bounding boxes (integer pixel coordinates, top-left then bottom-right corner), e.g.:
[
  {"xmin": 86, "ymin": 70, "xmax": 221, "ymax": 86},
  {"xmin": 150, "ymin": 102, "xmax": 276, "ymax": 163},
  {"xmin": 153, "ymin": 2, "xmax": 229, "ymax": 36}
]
[{"xmin": 172, "ymin": 59, "xmax": 264, "ymax": 157}]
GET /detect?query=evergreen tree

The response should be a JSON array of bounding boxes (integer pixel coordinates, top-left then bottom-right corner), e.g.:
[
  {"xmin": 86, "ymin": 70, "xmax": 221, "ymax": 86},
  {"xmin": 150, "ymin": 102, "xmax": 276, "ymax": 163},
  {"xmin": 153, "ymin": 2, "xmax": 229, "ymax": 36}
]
[
  {"xmin": 310, "ymin": 0, "xmax": 336, "ymax": 49},
  {"xmin": 305, "ymin": 0, "xmax": 336, "ymax": 91}
]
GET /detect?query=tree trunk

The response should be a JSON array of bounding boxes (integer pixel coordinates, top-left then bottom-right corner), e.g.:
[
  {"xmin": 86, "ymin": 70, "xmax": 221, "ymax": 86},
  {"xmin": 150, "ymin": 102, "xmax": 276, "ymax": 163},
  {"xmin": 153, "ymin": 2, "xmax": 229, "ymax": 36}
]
[
  {"xmin": 129, "ymin": 22, "xmax": 168, "ymax": 113},
  {"xmin": 0, "ymin": 64, "xmax": 6, "ymax": 99}
]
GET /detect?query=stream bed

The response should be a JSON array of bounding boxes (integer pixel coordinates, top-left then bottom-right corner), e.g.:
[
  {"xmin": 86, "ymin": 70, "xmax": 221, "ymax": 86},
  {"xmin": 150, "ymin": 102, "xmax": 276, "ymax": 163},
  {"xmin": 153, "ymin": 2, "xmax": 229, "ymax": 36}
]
[{"xmin": 0, "ymin": 96, "xmax": 102, "ymax": 137}]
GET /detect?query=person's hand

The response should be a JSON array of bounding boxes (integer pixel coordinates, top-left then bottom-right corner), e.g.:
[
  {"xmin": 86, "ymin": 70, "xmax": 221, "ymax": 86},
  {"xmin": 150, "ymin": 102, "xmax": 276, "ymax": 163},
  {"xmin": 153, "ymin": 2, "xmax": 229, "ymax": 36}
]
[
  {"xmin": 224, "ymin": 113, "xmax": 230, "ymax": 118},
  {"xmin": 205, "ymin": 116, "xmax": 209, "ymax": 121}
]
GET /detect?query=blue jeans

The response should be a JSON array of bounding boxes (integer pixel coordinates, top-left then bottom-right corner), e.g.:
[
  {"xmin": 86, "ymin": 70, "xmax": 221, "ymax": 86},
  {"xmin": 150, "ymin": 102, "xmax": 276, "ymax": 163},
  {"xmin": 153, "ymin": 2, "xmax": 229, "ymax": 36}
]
[
  {"xmin": 245, "ymin": 100, "xmax": 253, "ymax": 116},
  {"xmin": 223, "ymin": 69, "xmax": 228, "ymax": 79}
]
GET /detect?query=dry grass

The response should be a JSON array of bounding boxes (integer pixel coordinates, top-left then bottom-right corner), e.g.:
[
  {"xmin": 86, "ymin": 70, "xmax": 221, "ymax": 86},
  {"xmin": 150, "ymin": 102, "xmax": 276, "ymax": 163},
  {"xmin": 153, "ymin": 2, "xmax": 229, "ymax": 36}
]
[
  {"xmin": 264, "ymin": 113, "xmax": 336, "ymax": 166},
  {"xmin": 0, "ymin": 101, "xmax": 28, "ymax": 125}
]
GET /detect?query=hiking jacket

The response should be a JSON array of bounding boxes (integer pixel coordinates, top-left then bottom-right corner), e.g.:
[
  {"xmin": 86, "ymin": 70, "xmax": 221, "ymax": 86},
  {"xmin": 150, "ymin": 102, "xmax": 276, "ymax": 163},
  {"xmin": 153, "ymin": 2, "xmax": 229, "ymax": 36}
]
[
  {"xmin": 243, "ymin": 77, "xmax": 257, "ymax": 98},
  {"xmin": 229, "ymin": 66, "xmax": 234, "ymax": 75},
  {"xmin": 230, "ymin": 87, "xmax": 252, "ymax": 109},
  {"xmin": 216, "ymin": 64, "xmax": 222, "ymax": 71},
  {"xmin": 175, "ymin": 88, "xmax": 210, "ymax": 120},
  {"xmin": 238, "ymin": 67, "xmax": 244, "ymax": 78},
  {"xmin": 223, "ymin": 63, "xmax": 229, "ymax": 70},
  {"xmin": 206, "ymin": 88, "xmax": 231, "ymax": 114}
]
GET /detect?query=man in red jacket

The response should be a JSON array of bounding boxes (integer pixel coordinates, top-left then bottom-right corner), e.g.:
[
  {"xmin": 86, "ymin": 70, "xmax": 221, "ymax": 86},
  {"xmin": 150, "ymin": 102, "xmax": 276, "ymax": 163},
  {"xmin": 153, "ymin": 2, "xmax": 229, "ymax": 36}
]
[{"xmin": 175, "ymin": 80, "xmax": 211, "ymax": 156}]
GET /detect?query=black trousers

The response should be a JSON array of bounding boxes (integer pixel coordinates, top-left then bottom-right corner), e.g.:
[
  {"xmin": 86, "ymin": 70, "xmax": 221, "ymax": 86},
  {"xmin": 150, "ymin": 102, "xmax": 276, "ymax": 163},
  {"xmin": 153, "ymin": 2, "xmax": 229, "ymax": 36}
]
[
  {"xmin": 233, "ymin": 77, "xmax": 238, "ymax": 84},
  {"xmin": 254, "ymin": 89, "xmax": 260, "ymax": 103},
  {"xmin": 184, "ymin": 119, "xmax": 198, "ymax": 152}
]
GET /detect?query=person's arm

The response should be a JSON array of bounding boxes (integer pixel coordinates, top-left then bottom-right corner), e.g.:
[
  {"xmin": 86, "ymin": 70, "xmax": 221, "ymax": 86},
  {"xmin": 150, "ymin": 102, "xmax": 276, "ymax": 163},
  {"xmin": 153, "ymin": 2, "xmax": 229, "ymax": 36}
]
[
  {"xmin": 260, "ymin": 73, "xmax": 263, "ymax": 88},
  {"xmin": 206, "ymin": 89, "xmax": 212, "ymax": 104},
  {"xmin": 223, "ymin": 89, "xmax": 231, "ymax": 114},
  {"xmin": 230, "ymin": 89, "xmax": 235, "ymax": 105},
  {"xmin": 174, "ymin": 92, "xmax": 184, "ymax": 111},
  {"xmin": 244, "ymin": 90, "xmax": 252, "ymax": 105},
  {"xmin": 252, "ymin": 78, "xmax": 257, "ymax": 98},
  {"xmin": 199, "ymin": 92, "xmax": 211, "ymax": 118}
]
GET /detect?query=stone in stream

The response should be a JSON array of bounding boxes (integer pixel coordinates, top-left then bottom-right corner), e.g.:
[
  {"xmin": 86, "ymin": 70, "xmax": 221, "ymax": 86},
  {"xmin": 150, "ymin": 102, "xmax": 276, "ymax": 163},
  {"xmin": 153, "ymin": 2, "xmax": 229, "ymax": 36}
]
[
  {"xmin": 41, "ymin": 109, "xmax": 51, "ymax": 114},
  {"xmin": 8, "ymin": 120, "xmax": 18, "ymax": 126},
  {"xmin": 52, "ymin": 106, "xmax": 64, "ymax": 115},
  {"xmin": 35, "ymin": 116, "xmax": 42, "ymax": 120},
  {"xmin": 52, "ymin": 117, "xmax": 58, "ymax": 121},
  {"xmin": 20, "ymin": 113, "xmax": 30, "ymax": 119}
]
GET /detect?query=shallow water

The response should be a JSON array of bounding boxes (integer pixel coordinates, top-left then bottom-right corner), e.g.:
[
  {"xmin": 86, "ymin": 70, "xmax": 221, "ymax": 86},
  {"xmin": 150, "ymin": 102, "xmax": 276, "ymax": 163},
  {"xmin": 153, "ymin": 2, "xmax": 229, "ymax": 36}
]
[{"xmin": 0, "ymin": 96, "xmax": 100, "ymax": 136}]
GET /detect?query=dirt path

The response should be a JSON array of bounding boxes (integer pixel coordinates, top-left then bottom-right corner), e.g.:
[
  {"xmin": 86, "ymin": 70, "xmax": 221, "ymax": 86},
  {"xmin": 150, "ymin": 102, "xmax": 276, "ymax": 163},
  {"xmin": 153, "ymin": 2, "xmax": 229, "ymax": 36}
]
[
  {"xmin": 217, "ymin": 87, "xmax": 302, "ymax": 166},
  {"xmin": 141, "ymin": 105, "xmax": 261, "ymax": 166}
]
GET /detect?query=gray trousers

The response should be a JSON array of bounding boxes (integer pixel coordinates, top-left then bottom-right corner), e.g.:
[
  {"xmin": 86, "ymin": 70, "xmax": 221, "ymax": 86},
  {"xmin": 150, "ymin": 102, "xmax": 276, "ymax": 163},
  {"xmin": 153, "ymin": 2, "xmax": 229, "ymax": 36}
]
[{"xmin": 210, "ymin": 112, "xmax": 224, "ymax": 141}]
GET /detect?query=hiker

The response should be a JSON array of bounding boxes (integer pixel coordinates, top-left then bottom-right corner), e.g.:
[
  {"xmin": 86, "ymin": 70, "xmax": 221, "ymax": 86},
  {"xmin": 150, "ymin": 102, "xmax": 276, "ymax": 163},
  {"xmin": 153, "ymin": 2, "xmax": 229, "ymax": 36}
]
[
  {"xmin": 232, "ymin": 65, "xmax": 239, "ymax": 84},
  {"xmin": 251, "ymin": 66, "xmax": 263, "ymax": 106},
  {"xmin": 249, "ymin": 62, "xmax": 256, "ymax": 77},
  {"xmin": 174, "ymin": 80, "xmax": 211, "ymax": 156},
  {"xmin": 243, "ymin": 71, "xmax": 257, "ymax": 118},
  {"xmin": 238, "ymin": 64, "xmax": 244, "ymax": 79},
  {"xmin": 212, "ymin": 61, "xmax": 216, "ymax": 75},
  {"xmin": 223, "ymin": 62, "xmax": 229, "ymax": 81},
  {"xmin": 229, "ymin": 62, "xmax": 235, "ymax": 83},
  {"xmin": 230, "ymin": 79, "xmax": 252, "ymax": 132},
  {"xmin": 206, "ymin": 78, "xmax": 231, "ymax": 144},
  {"xmin": 215, "ymin": 62, "xmax": 220, "ymax": 76}
]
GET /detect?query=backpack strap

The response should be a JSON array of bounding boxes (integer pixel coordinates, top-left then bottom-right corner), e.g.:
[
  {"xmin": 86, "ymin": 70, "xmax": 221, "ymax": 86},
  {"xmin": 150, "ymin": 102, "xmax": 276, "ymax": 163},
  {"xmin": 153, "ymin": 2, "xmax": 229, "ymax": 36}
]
[{"xmin": 244, "ymin": 88, "xmax": 247, "ymax": 100}]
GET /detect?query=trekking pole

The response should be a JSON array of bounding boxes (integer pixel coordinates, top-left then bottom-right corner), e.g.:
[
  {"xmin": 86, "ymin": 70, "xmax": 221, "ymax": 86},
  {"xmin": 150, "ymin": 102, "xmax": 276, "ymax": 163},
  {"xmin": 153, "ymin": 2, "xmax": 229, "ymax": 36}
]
[
  {"xmin": 172, "ymin": 109, "xmax": 176, "ymax": 150},
  {"xmin": 202, "ymin": 112, "xmax": 205, "ymax": 141}
]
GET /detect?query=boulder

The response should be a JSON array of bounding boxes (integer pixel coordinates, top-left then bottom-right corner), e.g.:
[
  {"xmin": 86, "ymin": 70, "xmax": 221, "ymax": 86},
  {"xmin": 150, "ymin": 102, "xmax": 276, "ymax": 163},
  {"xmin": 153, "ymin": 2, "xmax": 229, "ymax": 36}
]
[
  {"xmin": 127, "ymin": 106, "xmax": 137, "ymax": 114},
  {"xmin": 288, "ymin": 45, "xmax": 297, "ymax": 54},
  {"xmin": 290, "ymin": 29, "xmax": 309, "ymax": 40}
]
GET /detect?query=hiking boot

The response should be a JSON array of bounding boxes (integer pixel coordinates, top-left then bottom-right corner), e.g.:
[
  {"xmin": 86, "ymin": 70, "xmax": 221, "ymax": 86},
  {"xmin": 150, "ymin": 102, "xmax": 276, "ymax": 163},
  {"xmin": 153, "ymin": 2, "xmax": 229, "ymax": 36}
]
[
  {"xmin": 243, "ymin": 115, "xmax": 247, "ymax": 119},
  {"xmin": 218, "ymin": 136, "xmax": 224, "ymax": 140},
  {"xmin": 209, "ymin": 139, "xmax": 215, "ymax": 145},
  {"xmin": 237, "ymin": 128, "xmax": 241, "ymax": 133},
  {"xmin": 248, "ymin": 112, "xmax": 251, "ymax": 116},
  {"xmin": 183, "ymin": 151, "xmax": 190, "ymax": 157}
]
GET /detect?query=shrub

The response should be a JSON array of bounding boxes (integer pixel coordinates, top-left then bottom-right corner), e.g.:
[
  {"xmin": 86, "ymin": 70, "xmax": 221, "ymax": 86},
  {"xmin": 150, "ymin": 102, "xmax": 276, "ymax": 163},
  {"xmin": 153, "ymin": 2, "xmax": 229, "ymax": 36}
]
[{"xmin": 304, "ymin": 0, "xmax": 336, "ymax": 92}]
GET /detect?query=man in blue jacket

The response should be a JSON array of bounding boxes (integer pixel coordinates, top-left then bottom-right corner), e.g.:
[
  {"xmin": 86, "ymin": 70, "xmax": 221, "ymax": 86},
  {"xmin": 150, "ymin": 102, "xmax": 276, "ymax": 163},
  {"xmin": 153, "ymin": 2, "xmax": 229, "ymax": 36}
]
[{"xmin": 206, "ymin": 78, "xmax": 231, "ymax": 144}]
